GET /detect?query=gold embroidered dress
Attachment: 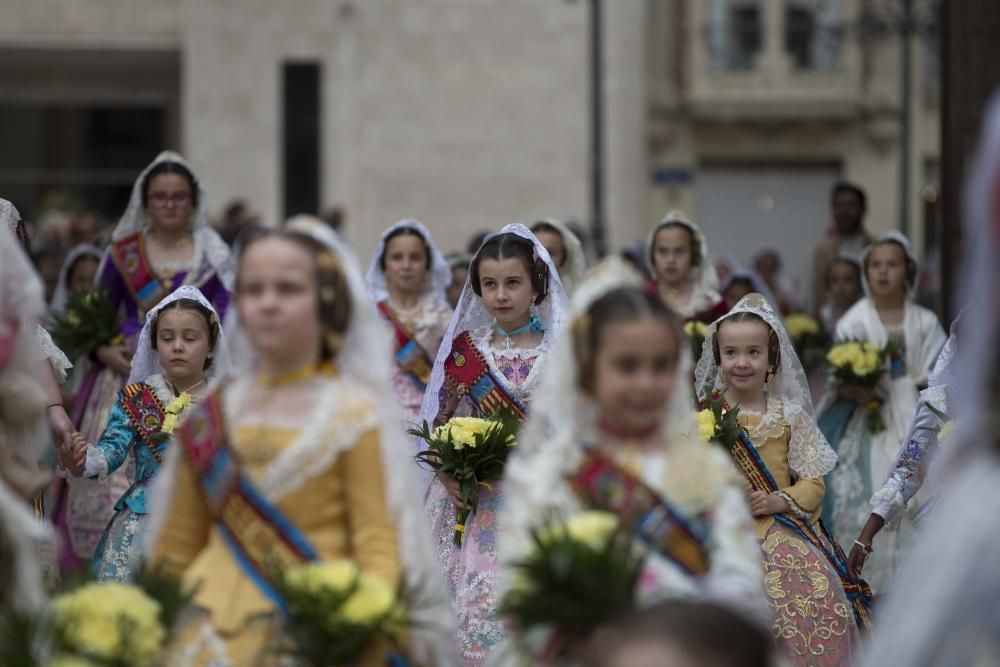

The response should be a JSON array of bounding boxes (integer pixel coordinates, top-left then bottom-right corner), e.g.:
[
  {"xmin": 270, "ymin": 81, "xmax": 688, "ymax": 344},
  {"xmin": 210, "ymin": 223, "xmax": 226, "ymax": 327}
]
[
  {"xmin": 740, "ymin": 407, "xmax": 858, "ymax": 666},
  {"xmin": 152, "ymin": 367, "xmax": 401, "ymax": 666}
]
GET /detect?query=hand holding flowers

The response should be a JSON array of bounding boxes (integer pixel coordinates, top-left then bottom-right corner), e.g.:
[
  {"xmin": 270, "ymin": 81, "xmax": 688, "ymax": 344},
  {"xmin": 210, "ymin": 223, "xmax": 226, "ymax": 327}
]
[{"xmin": 410, "ymin": 409, "xmax": 519, "ymax": 545}]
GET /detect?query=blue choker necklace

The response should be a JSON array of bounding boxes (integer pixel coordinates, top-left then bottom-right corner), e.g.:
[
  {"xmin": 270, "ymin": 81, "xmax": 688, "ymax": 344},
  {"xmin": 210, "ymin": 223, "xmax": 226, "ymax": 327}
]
[{"xmin": 494, "ymin": 315, "xmax": 544, "ymax": 351}]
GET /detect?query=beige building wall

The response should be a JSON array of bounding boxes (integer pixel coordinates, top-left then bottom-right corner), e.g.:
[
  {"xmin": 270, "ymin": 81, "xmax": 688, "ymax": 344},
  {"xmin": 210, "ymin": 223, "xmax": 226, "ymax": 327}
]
[
  {"xmin": 646, "ymin": 0, "xmax": 940, "ymax": 269},
  {"xmin": 182, "ymin": 0, "xmax": 590, "ymax": 260}
]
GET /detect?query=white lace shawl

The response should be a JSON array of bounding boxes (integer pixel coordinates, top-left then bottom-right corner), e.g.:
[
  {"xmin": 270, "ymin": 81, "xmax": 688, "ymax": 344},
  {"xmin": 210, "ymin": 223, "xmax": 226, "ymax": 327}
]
[
  {"xmin": 145, "ymin": 216, "xmax": 454, "ymax": 664},
  {"xmin": 126, "ymin": 285, "xmax": 231, "ymax": 385},
  {"xmin": 695, "ymin": 293, "xmax": 838, "ymax": 479},
  {"xmin": 365, "ymin": 218, "xmax": 453, "ymax": 306},
  {"xmin": 645, "ymin": 211, "xmax": 721, "ymax": 319},
  {"xmin": 102, "ymin": 151, "xmax": 234, "ymax": 291},
  {"xmin": 35, "ymin": 325, "xmax": 72, "ymax": 385}
]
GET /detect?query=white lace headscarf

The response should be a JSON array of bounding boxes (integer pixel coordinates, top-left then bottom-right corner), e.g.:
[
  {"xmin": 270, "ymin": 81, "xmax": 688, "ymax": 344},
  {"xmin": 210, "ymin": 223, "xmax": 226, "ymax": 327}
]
[
  {"xmin": 859, "ymin": 230, "xmax": 920, "ymax": 299},
  {"xmin": 501, "ymin": 256, "xmax": 699, "ymax": 567},
  {"xmin": 191, "ymin": 216, "xmax": 455, "ymax": 661},
  {"xmin": 694, "ymin": 293, "xmax": 838, "ymax": 479},
  {"xmin": 126, "ymin": 285, "xmax": 231, "ymax": 386},
  {"xmin": 415, "ymin": 223, "xmax": 570, "ymax": 446},
  {"xmin": 364, "ymin": 218, "xmax": 452, "ymax": 305},
  {"xmin": 532, "ymin": 218, "xmax": 587, "ymax": 295},
  {"xmin": 105, "ymin": 151, "xmax": 233, "ymax": 290},
  {"xmin": 646, "ymin": 210, "xmax": 721, "ymax": 315},
  {"xmin": 48, "ymin": 243, "xmax": 104, "ymax": 320}
]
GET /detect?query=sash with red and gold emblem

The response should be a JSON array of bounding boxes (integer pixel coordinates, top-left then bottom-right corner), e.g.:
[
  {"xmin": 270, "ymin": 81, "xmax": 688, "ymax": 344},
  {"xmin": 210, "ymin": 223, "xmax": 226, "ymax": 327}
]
[{"xmin": 443, "ymin": 331, "xmax": 527, "ymax": 420}]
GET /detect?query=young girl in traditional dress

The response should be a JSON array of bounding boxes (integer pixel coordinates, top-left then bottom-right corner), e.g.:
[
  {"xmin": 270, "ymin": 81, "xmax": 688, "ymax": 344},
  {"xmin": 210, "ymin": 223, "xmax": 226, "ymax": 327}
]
[
  {"xmin": 695, "ymin": 293, "xmax": 872, "ymax": 666},
  {"xmin": 365, "ymin": 219, "xmax": 453, "ymax": 421},
  {"xmin": 816, "ymin": 232, "xmax": 946, "ymax": 594},
  {"xmin": 149, "ymin": 217, "xmax": 450, "ymax": 666},
  {"xmin": 420, "ymin": 224, "xmax": 570, "ymax": 666},
  {"xmin": 646, "ymin": 211, "xmax": 726, "ymax": 323},
  {"xmin": 530, "ymin": 218, "xmax": 587, "ymax": 295},
  {"xmin": 61, "ymin": 286, "xmax": 228, "ymax": 582},
  {"xmin": 498, "ymin": 259, "xmax": 766, "ymax": 665},
  {"xmin": 59, "ymin": 151, "xmax": 233, "ymax": 574}
]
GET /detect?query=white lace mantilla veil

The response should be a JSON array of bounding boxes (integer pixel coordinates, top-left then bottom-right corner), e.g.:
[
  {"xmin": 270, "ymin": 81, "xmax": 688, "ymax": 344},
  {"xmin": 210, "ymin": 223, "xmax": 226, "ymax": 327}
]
[
  {"xmin": 103, "ymin": 151, "xmax": 234, "ymax": 291},
  {"xmin": 125, "ymin": 285, "xmax": 232, "ymax": 386},
  {"xmin": 48, "ymin": 243, "xmax": 104, "ymax": 320},
  {"xmin": 364, "ymin": 218, "xmax": 453, "ymax": 305},
  {"xmin": 535, "ymin": 217, "xmax": 587, "ymax": 295},
  {"xmin": 414, "ymin": 223, "xmax": 571, "ymax": 488},
  {"xmin": 500, "ymin": 256, "xmax": 700, "ymax": 575},
  {"xmin": 859, "ymin": 93, "xmax": 1000, "ymax": 667},
  {"xmin": 146, "ymin": 216, "xmax": 454, "ymax": 663},
  {"xmin": 645, "ymin": 210, "xmax": 721, "ymax": 313},
  {"xmin": 694, "ymin": 293, "xmax": 838, "ymax": 479}
]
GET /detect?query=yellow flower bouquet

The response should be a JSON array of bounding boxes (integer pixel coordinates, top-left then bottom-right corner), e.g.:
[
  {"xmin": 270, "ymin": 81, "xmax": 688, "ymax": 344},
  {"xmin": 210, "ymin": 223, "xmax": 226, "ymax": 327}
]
[
  {"xmin": 695, "ymin": 395, "xmax": 741, "ymax": 450},
  {"xmin": 275, "ymin": 560, "xmax": 412, "ymax": 667},
  {"xmin": 683, "ymin": 320, "xmax": 708, "ymax": 362},
  {"xmin": 52, "ymin": 582, "xmax": 165, "ymax": 667},
  {"xmin": 827, "ymin": 339, "xmax": 892, "ymax": 432},
  {"xmin": 500, "ymin": 511, "xmax": 643, "ymax": 661},
  {"xmin": 409, "ymin": 409, "xmax": 520, "ymax": 545},
  {"xmin": 150, "ymin": 392, "xmax": 196, "ymax": 444},
  {"xmin": 826, "ymin": 340, "xmax": 888, "ymax": 387},
  {"xmin": 784, "ymin": 312, "xmax": 825, "ymax": 362},
  {"xmin": 51, "ymin": 289, "xmax": 124, "ymax": 360}
]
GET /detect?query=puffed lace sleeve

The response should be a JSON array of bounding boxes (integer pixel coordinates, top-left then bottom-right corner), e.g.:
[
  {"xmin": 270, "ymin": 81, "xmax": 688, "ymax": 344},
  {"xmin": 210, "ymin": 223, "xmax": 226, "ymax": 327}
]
[
  {"xmin": 869, "ymin": 398, "xmax": 942, "ymax": 525},
  {"xmin": 784, "ymin": 400, "xmax": 838, "ymax": 479},
  {"xmin": 35, "ymin": 325, "xmax": 72, "ymax": 385}
]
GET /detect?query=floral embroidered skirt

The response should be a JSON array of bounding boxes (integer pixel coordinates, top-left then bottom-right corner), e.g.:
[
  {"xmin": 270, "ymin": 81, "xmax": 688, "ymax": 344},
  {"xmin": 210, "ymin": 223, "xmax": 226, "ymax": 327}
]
[
  {"xmin": 92, "ymin": 504, "xmax": 146, "ymax": 582},
  {"xmin": 761, "ymin": 521, "xmax": 858, "ymax": 666},
  {"xmin": 425, "ymin": 477, "xmax": 507, "ymax": 667}
]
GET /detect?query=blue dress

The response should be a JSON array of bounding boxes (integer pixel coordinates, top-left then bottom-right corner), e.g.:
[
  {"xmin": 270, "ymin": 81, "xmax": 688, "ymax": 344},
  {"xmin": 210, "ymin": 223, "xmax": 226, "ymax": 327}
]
[{"xmin": 90, "ymin": 375, "xmax": 173, "ymax": 582}]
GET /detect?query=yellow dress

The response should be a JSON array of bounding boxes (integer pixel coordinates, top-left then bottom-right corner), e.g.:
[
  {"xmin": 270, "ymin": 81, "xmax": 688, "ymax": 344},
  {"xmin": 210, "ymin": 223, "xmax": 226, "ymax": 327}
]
[
  {"xmin": 152, "ymin": 370, "xmax": 401, "ymax": 667},
  {"xmin": 739, "ymin": 410, "xmax": 858, "ymax": 667}
]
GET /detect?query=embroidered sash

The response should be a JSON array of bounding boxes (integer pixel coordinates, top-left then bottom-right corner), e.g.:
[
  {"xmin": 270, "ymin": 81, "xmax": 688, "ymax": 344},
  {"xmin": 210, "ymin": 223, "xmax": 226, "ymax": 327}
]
[
  {"xmin": 570, "ymin": 450, "xmax": 710, "ymax": 577},
  {"xmin": 378, "ymin": 301, "xmax": 434, "ymax": 391},
  {"xmin": 730, "ymin": 429, "xmax": 874, "ymax": 630},
  {"xmin": 444, "ymin": 331, "xmax": 527, "ymax": 420},
  {"xmin": 176, "ymin": 389, "xmax": 318, "ymax": 611},
  {"xmin": 120, "ymin": 383, "xmax": 167, "ymax": 463},
  {"xmin": 109, "ymin": 234, "xmax": 169, "ymax": 313}
]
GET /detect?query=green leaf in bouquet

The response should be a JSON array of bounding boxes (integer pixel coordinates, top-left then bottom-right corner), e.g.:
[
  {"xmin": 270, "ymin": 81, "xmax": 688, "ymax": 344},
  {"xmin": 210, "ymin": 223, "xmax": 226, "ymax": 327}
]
[
  {"xmin": 51, "ymin": 289, "xmax": 122, "ymax": 360},
  {"xmin": 703, "ymin": 395, "xmax": 741, "ymax": 450},
  {"xmin": 132, "ymin": 561, "xmax": 198, "ymax": 637},
  {"xmin": 500, "ymin": 517, "xmax": 643, "ymax": 657}
]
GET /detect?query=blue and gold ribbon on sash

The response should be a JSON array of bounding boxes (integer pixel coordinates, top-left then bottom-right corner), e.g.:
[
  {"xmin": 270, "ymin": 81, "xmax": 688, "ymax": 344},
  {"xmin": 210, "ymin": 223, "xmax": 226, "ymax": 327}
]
[
  {"xmin": 377, "ymin": 300, "xmax": 434, "ymax": 392},
  {"xmin": 176, "ymin": 389, "xmax": 318, "ymax": 611},
  {"xmin": 570, "ymin": 449, "xmax": 710, "ymax": 577},
  {"xmin": 109, "ymin": 233, "xmax": 168, "ymax": 313},
  {"xmin": 729, "ymin": 429, "xmax": 874, "ymax": 631},
  {"xmin": 120, "ymin": 383, "xmax": 167, "ymax": 463},
  {"xmin": 444, "ymin": 331, "xmax": 527, "ymax": 420}
]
